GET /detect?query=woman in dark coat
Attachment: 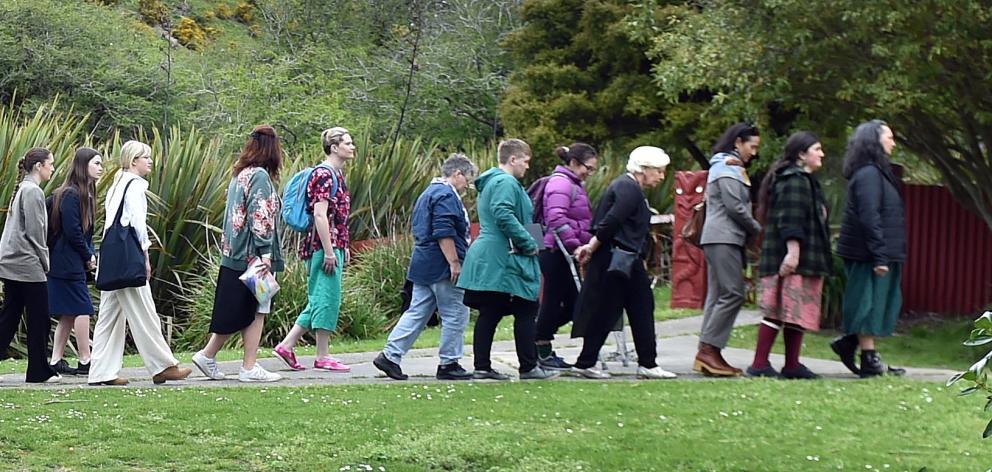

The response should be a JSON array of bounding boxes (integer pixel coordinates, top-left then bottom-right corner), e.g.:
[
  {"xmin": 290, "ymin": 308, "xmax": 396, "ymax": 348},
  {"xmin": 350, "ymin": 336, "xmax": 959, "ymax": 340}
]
[
  {"xmin": 47, "ymin": 147, "xmax": 103, "ymax": 376},
  {"xmin": 747, "ymin": 131, "xmax": 832, "ymax": 379},
  {"xmin": 831, "ymin": 120, "xmax": 907, "ymax": 378},
  {"xmin": 571, "ymin": 146, "xmax": 676, "ymax": 380}
]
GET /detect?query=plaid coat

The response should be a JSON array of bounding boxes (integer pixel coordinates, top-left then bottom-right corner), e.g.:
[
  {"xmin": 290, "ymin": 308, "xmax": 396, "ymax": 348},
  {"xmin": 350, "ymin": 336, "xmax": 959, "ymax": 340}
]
[{"xmin": 758, "ymin": 165, "xmax": 832, "ymax": 277}]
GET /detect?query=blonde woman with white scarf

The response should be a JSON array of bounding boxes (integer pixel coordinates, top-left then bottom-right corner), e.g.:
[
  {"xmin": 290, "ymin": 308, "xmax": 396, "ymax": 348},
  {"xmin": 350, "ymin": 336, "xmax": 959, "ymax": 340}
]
[{"xmin": 88, "ymin": 141, "xmax": 192, "ymax": 386}]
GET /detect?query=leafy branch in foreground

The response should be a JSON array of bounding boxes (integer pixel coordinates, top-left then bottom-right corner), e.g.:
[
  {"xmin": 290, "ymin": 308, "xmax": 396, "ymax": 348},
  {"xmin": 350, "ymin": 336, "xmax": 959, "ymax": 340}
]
[{"xmin": 947, "ymin": 311, "xmax": 992, "ymax": 438}]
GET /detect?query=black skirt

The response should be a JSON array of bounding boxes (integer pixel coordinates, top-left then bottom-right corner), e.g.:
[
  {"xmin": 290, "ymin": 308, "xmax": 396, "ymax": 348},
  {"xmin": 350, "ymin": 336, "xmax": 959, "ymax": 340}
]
[{"xmin": 209, "ymin": 266, "xmax": 261, "ymax": 335}]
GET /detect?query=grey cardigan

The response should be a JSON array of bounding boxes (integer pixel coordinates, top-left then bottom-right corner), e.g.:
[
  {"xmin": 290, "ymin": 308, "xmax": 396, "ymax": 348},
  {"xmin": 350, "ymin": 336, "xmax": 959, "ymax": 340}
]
[
  {"xmin": 700, "ymin": 176, "xmax": 761, "ymax": 247},
  {"xmin": 0, "ymin": 180, "xmax": 50, "ymax": 282}
]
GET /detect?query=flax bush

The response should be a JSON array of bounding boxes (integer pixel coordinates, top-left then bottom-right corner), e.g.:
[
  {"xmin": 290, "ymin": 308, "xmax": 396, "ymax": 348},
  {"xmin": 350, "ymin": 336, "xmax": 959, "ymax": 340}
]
[{"xmin": 173, "ymin": 236, "xmax": 413, "ymax": 350}]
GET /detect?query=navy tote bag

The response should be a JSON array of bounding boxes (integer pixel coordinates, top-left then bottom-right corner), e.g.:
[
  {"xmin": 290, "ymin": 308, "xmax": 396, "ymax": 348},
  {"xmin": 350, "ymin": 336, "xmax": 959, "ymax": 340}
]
[{"xmin": 95, "ymin": 179, "xmax": 147, "ymax": 291}]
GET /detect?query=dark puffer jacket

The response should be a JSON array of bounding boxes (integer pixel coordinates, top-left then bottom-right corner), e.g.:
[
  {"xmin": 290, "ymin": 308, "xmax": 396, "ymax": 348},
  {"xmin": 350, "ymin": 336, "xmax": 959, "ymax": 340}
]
[{"xmin": 836, "ymin": 164, "xmax": 906, "ymax": 266}]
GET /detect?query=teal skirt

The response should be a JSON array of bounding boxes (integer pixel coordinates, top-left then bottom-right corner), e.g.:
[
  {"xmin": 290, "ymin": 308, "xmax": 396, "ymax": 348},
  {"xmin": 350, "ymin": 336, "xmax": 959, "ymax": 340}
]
[{"xmin": 841, "ymin": 260, "xmax": 902, "ymax": 337}]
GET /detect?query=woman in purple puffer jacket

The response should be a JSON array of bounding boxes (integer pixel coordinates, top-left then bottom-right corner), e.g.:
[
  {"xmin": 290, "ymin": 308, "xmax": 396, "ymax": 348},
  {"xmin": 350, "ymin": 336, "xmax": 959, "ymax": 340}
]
[{"xmin": 536, "ymin": 143, "xmax": 597, "ymax": 370}]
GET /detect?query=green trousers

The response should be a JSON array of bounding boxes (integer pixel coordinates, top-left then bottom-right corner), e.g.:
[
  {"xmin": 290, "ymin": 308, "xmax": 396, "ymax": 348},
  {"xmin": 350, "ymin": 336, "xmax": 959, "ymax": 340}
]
[
  {"xmin": 841, "ymin": 260, "xmax": 902, "ymax": 337},
  {"xmin": 295, "ymin": 248, "xmax": 345, "ymax": 332}
]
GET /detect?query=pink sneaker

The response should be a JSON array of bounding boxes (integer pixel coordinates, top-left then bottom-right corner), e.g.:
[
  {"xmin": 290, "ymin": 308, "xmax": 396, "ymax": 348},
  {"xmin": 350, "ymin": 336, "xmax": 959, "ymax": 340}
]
[
  {"xmin": 314, "ymin": 357, "xmax": 350, "ymax": 372},
  {"xmin": 273, "ymin": 345, "xmax": 305, "ymax": 371}
]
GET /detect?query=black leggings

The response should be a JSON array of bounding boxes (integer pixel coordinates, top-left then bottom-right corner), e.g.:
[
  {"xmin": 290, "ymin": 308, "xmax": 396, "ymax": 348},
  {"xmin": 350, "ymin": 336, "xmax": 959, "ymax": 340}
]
[
  {"xmin": 467, "ymin": 290, "xmax": 539, "ymax": 373},
  {"xmin": 536, "ymin": 250, "xmax": 579, "ymax": 342},
  {"xmin": 0, "ymin": 279, "xmax": 57, "ymax": 382}
]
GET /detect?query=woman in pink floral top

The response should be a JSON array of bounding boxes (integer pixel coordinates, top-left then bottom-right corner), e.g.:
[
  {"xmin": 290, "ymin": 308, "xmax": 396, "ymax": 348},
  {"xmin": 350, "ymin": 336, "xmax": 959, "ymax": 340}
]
[
  {"xmin": 192, "ymin": 125, "xmax": 286, "ymax": 383},
  {"xmin": 273, "ymin": 127, "xmax": 355, "ymax": 373}
]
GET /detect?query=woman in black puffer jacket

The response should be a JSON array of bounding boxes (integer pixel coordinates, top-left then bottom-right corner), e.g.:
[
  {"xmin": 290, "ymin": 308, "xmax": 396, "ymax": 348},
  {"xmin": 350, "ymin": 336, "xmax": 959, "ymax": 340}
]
[{"xmin": 831, "ymin": 119, "xmax": 907, "ymax": 378}]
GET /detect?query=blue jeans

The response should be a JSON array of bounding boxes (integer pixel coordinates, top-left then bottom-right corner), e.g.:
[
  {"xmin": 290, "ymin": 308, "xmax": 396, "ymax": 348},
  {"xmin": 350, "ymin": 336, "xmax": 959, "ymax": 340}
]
[{"xmin": 383, "ymin": 280, "xmax": 469, "ymax": 366}]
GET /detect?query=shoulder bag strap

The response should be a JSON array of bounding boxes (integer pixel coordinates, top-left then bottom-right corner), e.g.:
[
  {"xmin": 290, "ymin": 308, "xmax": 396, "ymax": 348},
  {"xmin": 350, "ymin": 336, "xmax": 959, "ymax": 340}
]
[{"xmin": 113, "ymin": 179, "xmax": 137, "ymax": 228}]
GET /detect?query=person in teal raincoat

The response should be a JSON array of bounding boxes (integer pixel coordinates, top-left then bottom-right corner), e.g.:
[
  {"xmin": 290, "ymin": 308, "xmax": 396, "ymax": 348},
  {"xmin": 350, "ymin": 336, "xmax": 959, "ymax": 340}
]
[{"xmin": 458, "ymin": 139, "xmax": 558, "ymax": 381}]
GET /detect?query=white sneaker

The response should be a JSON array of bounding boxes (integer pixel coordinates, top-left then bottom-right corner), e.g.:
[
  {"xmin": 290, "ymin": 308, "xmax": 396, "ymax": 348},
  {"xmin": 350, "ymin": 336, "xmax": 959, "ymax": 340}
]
[
  {"xmin": 571, "ymin": 366, "xmax": 611, "ymax": 379},
  {"xmin": 638, "ymin": 366, "xmax": 677, "ymax": 379},
  {"xmin": 192, "ymin": 351, "xmax": 226, "ymax": 380},
  {"xmin": 45, "ymin": 373, "xmax": 63, "ymax": 383},
  {"xmin": 238, "ymin": 365, "xmax": 282, "ymax": 383}
]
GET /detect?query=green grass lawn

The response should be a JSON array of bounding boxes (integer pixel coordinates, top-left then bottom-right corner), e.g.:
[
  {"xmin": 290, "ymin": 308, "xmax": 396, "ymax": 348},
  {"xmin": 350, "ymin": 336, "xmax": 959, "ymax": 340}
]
[
  {"xmin": 653, "ymin": 285, "xmax": 700, "ymax": 321},
  {"xmin": 726, "ymin": 319, "xmax": 984, "ymax": 371},
  {"xmin": 0, "ymin": 379, "xmax": 987, "ymax": 470},
  {"xmin": 2, "ymin": 287, "xmax": 700, "ymax": 375}
]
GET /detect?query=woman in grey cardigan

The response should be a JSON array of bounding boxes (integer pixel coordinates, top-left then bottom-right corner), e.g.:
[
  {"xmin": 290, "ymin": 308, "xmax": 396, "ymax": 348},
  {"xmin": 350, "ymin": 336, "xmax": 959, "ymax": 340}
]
[
  {"xmin": 0, "ymin": 148, "xmax": 61, "ymax": 383},
  {"xmin": 695, "ymin": 123, "xmax": 763, "ymax": 377}
]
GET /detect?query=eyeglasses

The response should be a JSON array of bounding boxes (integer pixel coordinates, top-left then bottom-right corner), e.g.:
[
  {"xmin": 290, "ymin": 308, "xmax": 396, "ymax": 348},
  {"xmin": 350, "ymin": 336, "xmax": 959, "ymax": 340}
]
[{"xmin": 581, "ymin": 162, "xmax": 597, "ymax": 173}]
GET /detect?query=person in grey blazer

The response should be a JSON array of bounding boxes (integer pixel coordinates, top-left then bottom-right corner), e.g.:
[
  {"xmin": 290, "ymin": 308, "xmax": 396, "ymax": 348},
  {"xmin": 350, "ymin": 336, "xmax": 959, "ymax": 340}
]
[
  {"xmin": 695, "ymin": 123, "xmax": 763, "ymax": 377},
  {"xmin": 0, "ymin": 148, "xmax": 61, "ymax": 383}
]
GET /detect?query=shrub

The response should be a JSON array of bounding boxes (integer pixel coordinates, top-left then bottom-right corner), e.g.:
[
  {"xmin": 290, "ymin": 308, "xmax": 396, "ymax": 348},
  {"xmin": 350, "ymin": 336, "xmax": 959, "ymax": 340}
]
[
  {"xmin": 235, "ymin": 2, "xmax": 254, "ymax": 24},
  {"xmin": 339, "ymin": 236, "xmax": 413, "ymax": 338},
  {"xmin": 138, "ymin": 0, "xmax": 167, "ymax": 26},
  {"xmin": 173, "ymin": 17, "xmax": 207, "ymax": 50},
  {"xmin": 173, "ymin": 237, "xmax": 413, "ymax": 350},
  {"xmin": 215, "ymin": 4, "xmax": 233, "ymax": 19},
  {"xmin": 947, "ymin": 311, "xmax": 992, "ymax": 438}
]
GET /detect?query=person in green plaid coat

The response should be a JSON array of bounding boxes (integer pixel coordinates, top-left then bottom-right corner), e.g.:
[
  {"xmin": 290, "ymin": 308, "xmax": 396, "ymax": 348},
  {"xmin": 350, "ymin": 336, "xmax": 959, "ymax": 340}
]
[{"xmin": 747, "ymin": 131, "xmax": 832, "ymax": 379}]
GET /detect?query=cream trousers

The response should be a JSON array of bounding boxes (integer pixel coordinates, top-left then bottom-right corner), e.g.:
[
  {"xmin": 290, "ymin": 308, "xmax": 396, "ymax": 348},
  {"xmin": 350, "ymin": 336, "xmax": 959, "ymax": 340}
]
[{"xmin": 88, "ymin": 284, "xmax": 179, "ymax": 383}]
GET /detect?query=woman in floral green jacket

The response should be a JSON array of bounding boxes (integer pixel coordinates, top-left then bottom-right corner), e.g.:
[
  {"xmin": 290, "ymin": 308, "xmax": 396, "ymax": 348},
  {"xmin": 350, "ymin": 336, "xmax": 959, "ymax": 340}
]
[{"xmin": 193, "ymin": 125, "xmax": 286, "ymax": 383}]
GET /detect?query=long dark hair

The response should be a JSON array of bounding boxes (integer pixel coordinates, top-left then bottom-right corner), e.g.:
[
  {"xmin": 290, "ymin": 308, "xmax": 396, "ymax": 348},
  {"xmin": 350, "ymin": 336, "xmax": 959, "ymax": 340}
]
[
  {"xmin": 842, "ymin": 119, "xmax": 890, "ymax": 179},
  {"xmin": 233, "ymin": 124, "xmax": 283, "ymax": 181},
  {"xmin": 756, "ymin": 131, "xmax": 820, "ymax": 224},
  {"xmin": 11, "ymin": 147, "xmax": 52, "ymax": 207},
  {"xmin": 555, "ymin": 143, "xmax": 597, "ymax": 167},
  {"xmin": 712, "ymin": 122, "xmax": 760, "ymax": 155},
  {"xmin": 50, "ymin": 147, "xmax": 99, "ymax": 239}
]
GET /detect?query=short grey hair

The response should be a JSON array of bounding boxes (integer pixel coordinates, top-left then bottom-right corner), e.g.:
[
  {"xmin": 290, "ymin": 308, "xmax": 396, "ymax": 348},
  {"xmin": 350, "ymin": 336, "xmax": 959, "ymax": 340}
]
[{"xmin": 441, "ymin": 153, "xmax": 477, "ymax": 178}]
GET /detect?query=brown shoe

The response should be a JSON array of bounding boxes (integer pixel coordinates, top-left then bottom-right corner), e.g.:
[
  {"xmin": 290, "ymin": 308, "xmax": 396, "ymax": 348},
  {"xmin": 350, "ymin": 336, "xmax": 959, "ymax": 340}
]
[
  {"xmin": 152, "ymin": 366, "xmax": 193, "ymax": 384},
  {"xmin": 89, "ymin": 377, "xmax": 129, "ymax": 386},
  {"xmin": 693, "ymin": 343, "xmax": 742, "ymax": 377}
]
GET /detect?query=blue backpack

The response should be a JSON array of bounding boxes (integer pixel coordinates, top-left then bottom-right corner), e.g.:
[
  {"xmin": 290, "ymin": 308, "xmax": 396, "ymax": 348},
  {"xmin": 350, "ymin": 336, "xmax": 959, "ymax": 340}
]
[{"xmin": 282, "ymin": 164, "xmax": 337, "ymax": 232}]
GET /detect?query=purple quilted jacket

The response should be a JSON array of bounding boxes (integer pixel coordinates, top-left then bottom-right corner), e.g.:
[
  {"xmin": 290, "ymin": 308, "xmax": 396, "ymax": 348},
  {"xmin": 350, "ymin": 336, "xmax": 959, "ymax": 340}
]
[{"xmin": 542, "ymin": 165, "xmax": 593, "ymax": 252}]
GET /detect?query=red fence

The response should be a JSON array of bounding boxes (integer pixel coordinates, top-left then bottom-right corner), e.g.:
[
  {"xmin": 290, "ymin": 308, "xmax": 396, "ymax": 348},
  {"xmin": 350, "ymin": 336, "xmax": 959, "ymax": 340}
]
[{"xmin": 902, "ymin": 184, "xmax": 992, "ymax": 314}]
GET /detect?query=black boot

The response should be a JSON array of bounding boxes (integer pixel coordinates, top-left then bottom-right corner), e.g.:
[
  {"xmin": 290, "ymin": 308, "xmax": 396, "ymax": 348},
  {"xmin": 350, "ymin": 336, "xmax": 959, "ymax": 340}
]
[
  {"xmin": 859, "ymin": 350, "xmax": 885, "ymax": 378},
  {"xmin": 830, "ymin": 334, "xmax": 860, "ymax": 376}
]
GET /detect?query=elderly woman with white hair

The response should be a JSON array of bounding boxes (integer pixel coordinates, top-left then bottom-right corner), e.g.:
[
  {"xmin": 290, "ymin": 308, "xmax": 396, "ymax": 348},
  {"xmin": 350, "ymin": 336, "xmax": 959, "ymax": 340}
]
[
  {"xmin": 570, "ymin": 146, "xmax": 676, "ymax": 380},
  {"xmin": 88, "ymin": 140, "xmax": 192, "ymax": 385}
]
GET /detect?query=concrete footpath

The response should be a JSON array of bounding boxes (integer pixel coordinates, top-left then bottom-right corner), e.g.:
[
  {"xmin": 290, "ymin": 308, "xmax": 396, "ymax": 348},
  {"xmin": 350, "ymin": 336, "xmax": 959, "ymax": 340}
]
[{"xmin": 0, "ymin": 310, "xmax": 957, "ymax": 389}]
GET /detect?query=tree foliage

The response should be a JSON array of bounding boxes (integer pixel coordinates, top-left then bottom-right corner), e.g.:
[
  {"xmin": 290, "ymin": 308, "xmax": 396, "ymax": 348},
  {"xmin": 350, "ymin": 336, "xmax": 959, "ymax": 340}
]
[
  {"xmin": 0, "ymin": 0, "xmax": 166, "ymax": 134},
  {"xmin": 499, "ymin": 0, "xmax": 713, "ymax": 176},
  {"xmin": 637, "ymin": 0, "xmax": 992, "ymax": 228},
  {"xmin": 0, "ymin": 0, "xmax": 518, "ymax": 154}
]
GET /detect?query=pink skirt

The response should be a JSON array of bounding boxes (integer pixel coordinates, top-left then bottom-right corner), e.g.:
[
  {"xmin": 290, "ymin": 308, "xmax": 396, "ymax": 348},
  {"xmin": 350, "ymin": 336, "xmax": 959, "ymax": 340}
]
[{"xmin": 758, "ymin": 274, "xmax": 824, "ymax": 331}]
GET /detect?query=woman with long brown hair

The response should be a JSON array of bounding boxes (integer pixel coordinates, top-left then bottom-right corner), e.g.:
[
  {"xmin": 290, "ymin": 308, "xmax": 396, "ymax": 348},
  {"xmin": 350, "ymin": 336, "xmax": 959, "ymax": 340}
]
[
  {"xmin": 47, "ymin": 147, "xmax": 103, "ymax": 376},
  {"xmin": 747, "ymin": 131, "xmax": 831, "ymax": 379},
  {"xmin": 193, "ymin": 125, "xmax": 286, "ymax": 383},
  {"xmin": 0, "ymin": 147, "xmax": 61, "ymax": 383}
]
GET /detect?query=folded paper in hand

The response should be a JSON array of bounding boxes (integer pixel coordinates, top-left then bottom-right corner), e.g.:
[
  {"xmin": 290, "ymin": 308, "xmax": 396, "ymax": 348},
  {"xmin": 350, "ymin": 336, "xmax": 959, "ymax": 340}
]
[{"xmin": 239, "ymin": 258, "xmax": 280, "ymax": 305}]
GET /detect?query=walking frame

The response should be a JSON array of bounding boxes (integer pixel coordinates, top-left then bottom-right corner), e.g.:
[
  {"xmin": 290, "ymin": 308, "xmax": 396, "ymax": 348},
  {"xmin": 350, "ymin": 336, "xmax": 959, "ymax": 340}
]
[{"xmin": 552, "ymin": 228, "xmax": 633, "ymax": 370}]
